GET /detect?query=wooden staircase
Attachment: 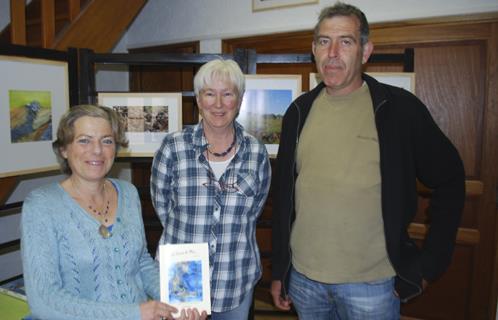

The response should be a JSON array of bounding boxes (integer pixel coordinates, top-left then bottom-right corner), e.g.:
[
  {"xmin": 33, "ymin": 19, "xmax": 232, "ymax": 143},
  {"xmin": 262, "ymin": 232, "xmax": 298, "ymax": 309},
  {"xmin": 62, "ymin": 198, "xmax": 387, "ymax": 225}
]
[
  {"xmin": 0, "ymin": 0, "xmax": 147, "ymax": 205},
  {"xmin": 1, "ymin": 0, "xmax": 147, "ymax": 52}
]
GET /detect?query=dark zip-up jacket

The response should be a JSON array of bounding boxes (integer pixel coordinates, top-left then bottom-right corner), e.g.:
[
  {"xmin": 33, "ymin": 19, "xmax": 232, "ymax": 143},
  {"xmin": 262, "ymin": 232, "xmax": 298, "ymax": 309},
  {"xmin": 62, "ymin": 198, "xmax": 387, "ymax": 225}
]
[{"xmin": 271, "ymin": 73, "xmax": 465, "ymax": 302}]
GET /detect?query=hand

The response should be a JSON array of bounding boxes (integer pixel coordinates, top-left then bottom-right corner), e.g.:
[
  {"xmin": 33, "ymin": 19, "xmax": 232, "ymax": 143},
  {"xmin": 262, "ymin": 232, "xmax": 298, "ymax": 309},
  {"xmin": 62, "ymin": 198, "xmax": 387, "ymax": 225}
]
[
  {"xmin": 140, "ymin": 300, "xmax": 178, "ymax": 320},
  {"xmin": 175, "ymin": 308, "xmax": 208, "ymax": 320},
  {"xmin": 270, "ymin": 280, "xmax": 292, "ymax": 311}
]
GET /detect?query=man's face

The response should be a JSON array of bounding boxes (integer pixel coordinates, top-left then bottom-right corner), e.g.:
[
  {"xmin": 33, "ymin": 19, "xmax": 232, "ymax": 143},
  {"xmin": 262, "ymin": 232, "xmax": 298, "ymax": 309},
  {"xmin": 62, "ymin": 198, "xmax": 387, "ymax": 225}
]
[{"xmin": 312, "ymin": 15, "xmax": 373, "ymax": 96}]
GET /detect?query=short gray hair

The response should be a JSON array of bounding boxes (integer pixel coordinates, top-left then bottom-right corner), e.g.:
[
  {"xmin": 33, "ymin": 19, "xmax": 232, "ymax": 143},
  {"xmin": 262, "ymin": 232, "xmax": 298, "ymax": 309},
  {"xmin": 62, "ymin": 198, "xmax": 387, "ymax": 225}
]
[
  {"xmin": 52, "ymin": 104, "xmax": 128, "ymax": 174},
  {"xmin": 313, "ymin": 1, "xmax": 370, "ymax": 46},
  {"xmin": 194, "ymin": 59, "xmax": 245, "ymax": 103}
]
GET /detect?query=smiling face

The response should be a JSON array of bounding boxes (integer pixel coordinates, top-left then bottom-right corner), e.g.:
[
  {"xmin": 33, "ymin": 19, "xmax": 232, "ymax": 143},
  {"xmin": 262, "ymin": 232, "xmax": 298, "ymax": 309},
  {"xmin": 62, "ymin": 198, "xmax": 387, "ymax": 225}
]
[
  {"xmin": 197, "ymin": 78, "xmax": 239, "ymax": 134},
  {"xmin": 312, "ymin": 15, "xmax": 373, "ymax": 96},
  {"xmin": 61, "ymin": 116, "xmax": 116, "ymax": 184}
]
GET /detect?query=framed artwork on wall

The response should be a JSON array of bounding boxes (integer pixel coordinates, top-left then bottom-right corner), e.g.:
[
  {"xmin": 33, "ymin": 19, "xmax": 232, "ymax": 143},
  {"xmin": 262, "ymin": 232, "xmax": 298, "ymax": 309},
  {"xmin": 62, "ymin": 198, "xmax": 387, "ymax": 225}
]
[
  {"xmin": 238, "ymin": 74, "xmax": 302, "ymax": 156},
  {"xmin": 0, "ymin": 203, "xmax": 23, "ymax": 283},
  {"xmin": 0, "ymin": 52, "xmax": 71, "ymax": 178},
  {"xmin": 97, "ymin": 92, "xmax": 182, "ymax": 157},
  {"xmin": 309, "ymin": 72, "xmax": 416, "ymax": 93},
  {"xmin": 252, "ymin": 0, "xmax": 318, "ymax": 12}
]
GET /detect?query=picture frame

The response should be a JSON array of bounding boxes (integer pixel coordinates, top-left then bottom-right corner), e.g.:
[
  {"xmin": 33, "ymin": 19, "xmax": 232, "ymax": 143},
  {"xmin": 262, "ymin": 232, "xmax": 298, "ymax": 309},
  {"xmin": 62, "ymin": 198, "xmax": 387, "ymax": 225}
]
[
  {"xmin": 238, "ymin": 74, "xmax": 302, "ymax": 156},
  {"xmin": 159, "ymin": 243, "xmax": 211, "ymax": 317},
  {"xmin": 252, "ymin": 0, "xmax": 318, "ymax": 12},
  {"xmin": 0, "ymin": 203, "xmax": 22, "ymax": 283},
  {"xmin": 309, "ymin": 72, "xmax": 416, "ymax": 93},
  {"xmin": 97, "ymin": 92, "xmax": 182, "ymax": 157},
  {"xmin": 0, "ymin": 48, "xmax": 72, "ymax": 178}
]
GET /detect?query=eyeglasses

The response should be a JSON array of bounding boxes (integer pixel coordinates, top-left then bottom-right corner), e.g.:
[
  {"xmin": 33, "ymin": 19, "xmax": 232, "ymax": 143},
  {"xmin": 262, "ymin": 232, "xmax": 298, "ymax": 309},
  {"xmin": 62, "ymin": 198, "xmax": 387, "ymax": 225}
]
[
  {"xmin": 202, "ymin": 164, "xmax": 242, "ymax": 194},
  {"xmin": 202, "ymin": 177, "xmax": 242, "ymax": 194}
]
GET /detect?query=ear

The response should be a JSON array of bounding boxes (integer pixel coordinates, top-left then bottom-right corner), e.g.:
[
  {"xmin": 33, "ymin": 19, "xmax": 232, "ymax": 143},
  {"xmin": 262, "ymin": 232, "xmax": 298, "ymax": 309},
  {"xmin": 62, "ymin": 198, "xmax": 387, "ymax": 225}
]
[
  {"xmin": 362, "ymin": 41, "xmax": 374, "ymax": 64},
  {"xmin": 61, "ymin": 147, "xmax": 68, "ymax": 159},
  {"xmin": 312, "ymin": 41, "xmax": 317, "ymax": 56}
]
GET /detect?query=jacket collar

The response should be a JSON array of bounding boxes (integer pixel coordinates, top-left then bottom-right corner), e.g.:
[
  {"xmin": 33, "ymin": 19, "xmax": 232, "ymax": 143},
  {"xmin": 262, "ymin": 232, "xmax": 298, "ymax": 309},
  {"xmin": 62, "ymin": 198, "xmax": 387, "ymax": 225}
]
[
  {"xmin": 303, "ymin": 73, "xmax": 390, "ymax": 107},
  {"xmin": 362, "ymin": 73, "xmax": 391, "ymax": 110}
]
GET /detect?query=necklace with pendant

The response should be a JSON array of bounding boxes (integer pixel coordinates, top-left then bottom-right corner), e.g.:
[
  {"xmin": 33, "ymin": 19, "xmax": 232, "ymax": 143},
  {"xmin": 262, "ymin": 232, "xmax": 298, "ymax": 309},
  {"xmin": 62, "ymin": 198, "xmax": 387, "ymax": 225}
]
[
  {"xmin": 89, "ymin": 193, "xmax": 112, "ymax": 239},
  {"xmin": 73, "ymin": 179, "xmax": 112, "ymax": 239},
  {"xmin": 94, "ymin": 182, "xmax": 112, "ymax": 239}
]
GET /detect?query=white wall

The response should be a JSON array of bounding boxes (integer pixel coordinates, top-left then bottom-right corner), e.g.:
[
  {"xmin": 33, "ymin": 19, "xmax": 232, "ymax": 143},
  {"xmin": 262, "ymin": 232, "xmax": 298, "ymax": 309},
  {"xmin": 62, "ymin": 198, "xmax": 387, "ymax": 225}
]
[{"xmin": 125, "ymin": 0, "xmax": 498, "ymax": 52}]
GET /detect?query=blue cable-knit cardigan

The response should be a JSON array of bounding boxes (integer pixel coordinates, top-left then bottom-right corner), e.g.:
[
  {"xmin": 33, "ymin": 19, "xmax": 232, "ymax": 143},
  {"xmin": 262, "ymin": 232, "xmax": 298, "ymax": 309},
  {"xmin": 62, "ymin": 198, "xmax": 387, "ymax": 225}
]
[{"xmin": 21, "ymin": 179, "xmax": 159, "ymax": 320}]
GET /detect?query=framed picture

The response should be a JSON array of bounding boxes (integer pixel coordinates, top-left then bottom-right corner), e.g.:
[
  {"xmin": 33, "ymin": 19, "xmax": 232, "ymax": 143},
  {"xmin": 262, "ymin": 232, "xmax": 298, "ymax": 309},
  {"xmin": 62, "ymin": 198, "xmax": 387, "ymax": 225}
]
[
  {"xmin": 0, "ymin": 203, "xmax": 23, "ymax": 283},
  {"xmin": 252, "ymin": 0, "xmax": 318, "ymax": 12},
  {"xmin": 0, "ymin": 50, "xmax": 71, "ymax": 178},
  {"xmin": 98, "ymin": 92, "xmax": 182, "ymax": 157},
  {"xmin": 238, "ymin": 74, "xmax": 302, "ymax": 156},
  {"xmin": 309, "ymin": 72, "xmax": 416, "ymax": 93}
]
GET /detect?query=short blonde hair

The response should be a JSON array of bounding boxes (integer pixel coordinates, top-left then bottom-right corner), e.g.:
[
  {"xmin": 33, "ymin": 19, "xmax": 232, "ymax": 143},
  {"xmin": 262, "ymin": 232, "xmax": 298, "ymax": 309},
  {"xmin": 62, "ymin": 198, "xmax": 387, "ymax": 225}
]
[
  {"xmin": 52, "ymin": 105, "xmax": 128, "ymax": 174},
  {"xmin": 194, "ymin": 59, "xmax": 245, "ymax": 104}
]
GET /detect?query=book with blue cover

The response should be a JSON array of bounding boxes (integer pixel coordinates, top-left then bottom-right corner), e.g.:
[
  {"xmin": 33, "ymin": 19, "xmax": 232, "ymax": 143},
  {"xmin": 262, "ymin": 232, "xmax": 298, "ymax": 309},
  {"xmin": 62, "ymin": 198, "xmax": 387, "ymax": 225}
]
[{"xmin": 159, "ymin": 243, "xmax": 211, "ymax": 317}]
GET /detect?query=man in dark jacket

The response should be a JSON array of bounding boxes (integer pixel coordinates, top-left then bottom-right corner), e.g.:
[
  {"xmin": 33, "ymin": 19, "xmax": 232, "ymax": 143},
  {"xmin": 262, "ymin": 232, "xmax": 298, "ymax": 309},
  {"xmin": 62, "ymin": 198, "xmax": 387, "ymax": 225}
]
[{"xmin": 270, "ymin": 2, "xmax": 465, "ymax": 319}]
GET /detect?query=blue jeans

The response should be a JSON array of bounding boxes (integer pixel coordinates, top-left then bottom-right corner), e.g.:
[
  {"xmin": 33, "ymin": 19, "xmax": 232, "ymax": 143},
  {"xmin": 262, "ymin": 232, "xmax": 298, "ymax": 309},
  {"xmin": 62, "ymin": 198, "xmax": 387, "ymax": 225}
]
[
  {"xmin": 289, "ymin": 267, "xmax": 400, "ymax": 320},
  {"xmin": 210, "ymin": 289, "xmax": 253, "ymax": 320}
]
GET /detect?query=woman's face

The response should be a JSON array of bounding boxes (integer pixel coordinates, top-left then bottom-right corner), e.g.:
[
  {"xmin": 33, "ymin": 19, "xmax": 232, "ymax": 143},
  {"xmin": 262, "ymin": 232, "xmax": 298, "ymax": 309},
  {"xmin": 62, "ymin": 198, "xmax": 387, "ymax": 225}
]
[
  {"xmin": 61, "ymin": 116, "xmax": 116, "ymax": 184},
  {"xmin": 197, "ymin": 78, "xmax": 239, "ymax": 133}
]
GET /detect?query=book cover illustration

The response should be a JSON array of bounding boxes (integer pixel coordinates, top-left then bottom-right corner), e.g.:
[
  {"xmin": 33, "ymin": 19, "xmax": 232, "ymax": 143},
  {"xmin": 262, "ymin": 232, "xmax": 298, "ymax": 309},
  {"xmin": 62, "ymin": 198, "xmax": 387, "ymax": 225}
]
[{"xmin": 159, "ymin": 243, "xmax": 211, "ymax": 316}]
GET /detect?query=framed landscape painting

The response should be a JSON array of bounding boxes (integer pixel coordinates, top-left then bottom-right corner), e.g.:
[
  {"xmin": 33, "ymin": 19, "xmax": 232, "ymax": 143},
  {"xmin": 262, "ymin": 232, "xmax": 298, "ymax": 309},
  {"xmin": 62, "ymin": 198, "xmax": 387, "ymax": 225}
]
[
  {"xmin": 0, "ymin": 53, "xmax": 70, "ymax": 177},
  {"xmin": 238, "ymin": 74, "xmax": 302, "ymax": 156},
  {"xmin": 309, "ymin": 72, "xmax": 416, "ymax": 93},
  {"xmin": 98, "ymin": 92, "xmax": 182, "ymax": 157}
]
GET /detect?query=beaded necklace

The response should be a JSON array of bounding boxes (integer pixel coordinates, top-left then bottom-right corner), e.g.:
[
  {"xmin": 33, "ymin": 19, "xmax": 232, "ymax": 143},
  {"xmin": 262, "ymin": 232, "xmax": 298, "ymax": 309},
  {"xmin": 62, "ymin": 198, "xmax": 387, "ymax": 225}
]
[{"xmin": 207, "ymin": 132, "xmax": 236, "ymax": 157}]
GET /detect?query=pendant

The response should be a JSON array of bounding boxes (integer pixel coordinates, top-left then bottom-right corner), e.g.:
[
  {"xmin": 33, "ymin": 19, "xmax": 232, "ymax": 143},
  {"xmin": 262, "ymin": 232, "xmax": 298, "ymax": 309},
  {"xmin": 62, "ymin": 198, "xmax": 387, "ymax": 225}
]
[{"xmin": 98, "ymin": 224, "xmax": 112, "ymax": 239}]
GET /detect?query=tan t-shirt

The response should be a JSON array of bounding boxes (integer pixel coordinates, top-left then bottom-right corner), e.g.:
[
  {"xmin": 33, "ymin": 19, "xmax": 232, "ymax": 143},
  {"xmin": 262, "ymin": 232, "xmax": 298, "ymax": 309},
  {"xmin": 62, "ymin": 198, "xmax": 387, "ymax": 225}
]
[{"xmin": 291, "ymin": 84, "xmax": 395, "ymax": 283}]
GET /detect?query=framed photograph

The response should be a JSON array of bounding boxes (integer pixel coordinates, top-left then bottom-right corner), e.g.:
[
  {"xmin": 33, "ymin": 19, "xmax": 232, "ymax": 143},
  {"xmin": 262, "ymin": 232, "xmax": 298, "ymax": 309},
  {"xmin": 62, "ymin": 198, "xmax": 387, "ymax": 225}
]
[
  {"xmin": 159, "ymin": 243, "xmax": 211, "ymax": 316},
  {"xmin": 0, "ymin": 53, "xmax": 70, "ymax": 178},
  {"xmin": 0, "ymin": 203, "xmax": 22, "ymax": 283},
  {"xmin": 252, "ymin": 0, "xmax": 318, "ymax": 12},
  {"xmin": 309, "ymin": 72, "xmax": 416, "ymax": 93},
  {"xmin": 238, "ymin": 74, "xmax": 302, "ymax": 156},
  {"xmin": 98, "ymin": 92, "xmax": 182, "ymax": 157}
]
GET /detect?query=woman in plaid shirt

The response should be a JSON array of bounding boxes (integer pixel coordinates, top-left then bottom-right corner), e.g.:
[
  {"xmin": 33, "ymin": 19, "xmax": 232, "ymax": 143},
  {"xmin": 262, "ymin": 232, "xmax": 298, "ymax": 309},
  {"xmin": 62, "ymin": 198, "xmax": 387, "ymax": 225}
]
[{"xmin": 151, "ymin": 59, "xmax": 271, "ymax": 320}]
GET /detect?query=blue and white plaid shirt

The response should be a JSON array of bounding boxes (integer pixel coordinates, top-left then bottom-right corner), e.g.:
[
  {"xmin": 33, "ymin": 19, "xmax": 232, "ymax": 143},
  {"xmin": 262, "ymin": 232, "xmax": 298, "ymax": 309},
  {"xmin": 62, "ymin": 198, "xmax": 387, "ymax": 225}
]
[{"xmin": 151, "ymin": 121, "xmax": 271, "ymax": 312}]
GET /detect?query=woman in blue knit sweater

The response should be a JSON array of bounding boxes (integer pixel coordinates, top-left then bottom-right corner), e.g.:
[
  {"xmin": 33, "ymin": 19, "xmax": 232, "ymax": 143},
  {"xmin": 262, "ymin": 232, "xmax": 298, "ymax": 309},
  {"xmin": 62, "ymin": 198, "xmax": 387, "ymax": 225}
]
[{"xmin": 21, "ymin": 105, "xmax": 205, "ymax": 320}]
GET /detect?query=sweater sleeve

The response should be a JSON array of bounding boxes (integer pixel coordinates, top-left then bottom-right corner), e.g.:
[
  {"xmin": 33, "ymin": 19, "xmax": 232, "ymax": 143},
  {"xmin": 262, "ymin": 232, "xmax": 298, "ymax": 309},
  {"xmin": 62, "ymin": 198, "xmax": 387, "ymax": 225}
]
[{"xmin": 21, "ymin": 188, "xmax": 142, "ymax": 320}]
